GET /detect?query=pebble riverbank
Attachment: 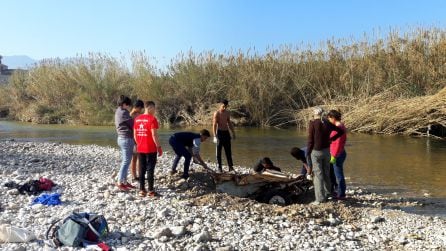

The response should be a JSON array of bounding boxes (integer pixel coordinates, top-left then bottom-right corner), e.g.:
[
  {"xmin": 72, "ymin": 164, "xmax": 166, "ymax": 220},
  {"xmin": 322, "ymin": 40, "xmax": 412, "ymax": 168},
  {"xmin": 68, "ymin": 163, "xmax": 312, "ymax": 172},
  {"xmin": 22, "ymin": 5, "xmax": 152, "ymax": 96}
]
[{"xmin": 1, "ymin": 140, "xmax": 446, "ymax": 251}]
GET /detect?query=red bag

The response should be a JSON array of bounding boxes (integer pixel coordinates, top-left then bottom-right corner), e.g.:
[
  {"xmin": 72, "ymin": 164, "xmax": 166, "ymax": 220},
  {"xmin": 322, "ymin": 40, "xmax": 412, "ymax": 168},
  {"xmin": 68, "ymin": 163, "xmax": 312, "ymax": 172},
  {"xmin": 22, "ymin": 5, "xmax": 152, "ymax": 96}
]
[{"xmin": 38, "ymin": 177, "xmax": 55, "ymax": 191}]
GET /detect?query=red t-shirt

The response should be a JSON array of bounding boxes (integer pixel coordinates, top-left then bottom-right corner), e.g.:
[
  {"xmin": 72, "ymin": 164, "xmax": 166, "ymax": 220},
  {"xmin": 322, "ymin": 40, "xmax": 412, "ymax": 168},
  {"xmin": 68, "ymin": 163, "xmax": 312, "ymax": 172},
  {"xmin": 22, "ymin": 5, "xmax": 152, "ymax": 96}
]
[{"xmin": 133, "ymin": 114, "xmax": 159, "ymax": 153}]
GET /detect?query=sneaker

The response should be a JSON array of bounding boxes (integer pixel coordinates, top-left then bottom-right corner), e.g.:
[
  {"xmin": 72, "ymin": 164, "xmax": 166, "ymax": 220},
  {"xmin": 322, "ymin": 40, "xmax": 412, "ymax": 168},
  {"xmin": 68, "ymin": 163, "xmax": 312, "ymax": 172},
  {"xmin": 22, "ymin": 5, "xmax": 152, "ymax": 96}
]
[
  {"xmin": 228, "ymin": 166, "xmax": 235, "ymax": 172},
  {"xmin": 147, "ymin": 191, "xmax": 158, "ymax": 197},
  {"xmin": 217, "ymin": 167, "xmax": 223, "ymax": 173},
  {"xmin": 310, "ymin": 201, "xmax": 321, "ymax": 206},
  {"xmin": 116, "ymin": 183, "xmax": 129, "ymax": 191},
  {"xmin": 169, "ymin": 170, "xmax": 178, "ymax": 176},
  {"xmin": 336, "ymin": 195, "xmax": 347, "ymax": 200},
  {"xmin": 124, "ymin": 183, "xmax": 137, "ymax": 189},
  {"xmin": 138, "ymin": 190, "xmax": 147, "ymax": 197}
]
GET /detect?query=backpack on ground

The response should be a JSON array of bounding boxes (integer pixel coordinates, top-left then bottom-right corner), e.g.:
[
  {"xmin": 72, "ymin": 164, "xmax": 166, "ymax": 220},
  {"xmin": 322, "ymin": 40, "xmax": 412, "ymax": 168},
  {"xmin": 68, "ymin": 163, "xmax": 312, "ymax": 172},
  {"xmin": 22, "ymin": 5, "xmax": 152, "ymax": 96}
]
[{"xmin": 46, "ymin": 212, "xmax": 109, "ymax": 247}]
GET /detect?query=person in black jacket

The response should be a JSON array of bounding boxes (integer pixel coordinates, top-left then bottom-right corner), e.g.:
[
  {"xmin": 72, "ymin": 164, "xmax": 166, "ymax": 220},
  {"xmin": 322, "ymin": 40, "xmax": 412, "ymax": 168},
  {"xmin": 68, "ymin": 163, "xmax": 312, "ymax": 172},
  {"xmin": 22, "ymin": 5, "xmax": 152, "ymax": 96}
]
[
  {"xmin": 307, "ymin": 107, "xmax": 344, "ymax": 204},
  {"xmin": 252, "ymin": 157, "xmax": 282, "ymax": 173},
  {"xmin": 169, "ymin": 129, "xmax": 211, "ymax": 179}
]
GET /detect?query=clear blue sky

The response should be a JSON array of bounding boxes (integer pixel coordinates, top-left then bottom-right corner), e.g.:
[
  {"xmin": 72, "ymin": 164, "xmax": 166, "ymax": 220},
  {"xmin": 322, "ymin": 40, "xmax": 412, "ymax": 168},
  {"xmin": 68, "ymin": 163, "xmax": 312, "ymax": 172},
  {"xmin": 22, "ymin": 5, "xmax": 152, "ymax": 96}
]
[{"xmin": 2, "ymin": 0, "xmax": 446, "ymax": 64}]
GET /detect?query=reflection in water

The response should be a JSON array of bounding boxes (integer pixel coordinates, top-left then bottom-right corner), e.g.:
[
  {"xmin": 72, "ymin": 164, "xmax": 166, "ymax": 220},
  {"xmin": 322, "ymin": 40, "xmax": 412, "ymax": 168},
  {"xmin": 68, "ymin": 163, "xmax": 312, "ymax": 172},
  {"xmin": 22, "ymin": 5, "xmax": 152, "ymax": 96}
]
[{"xmin": 1, "ymin": 121, "xmax": 446, "ymax": 198}]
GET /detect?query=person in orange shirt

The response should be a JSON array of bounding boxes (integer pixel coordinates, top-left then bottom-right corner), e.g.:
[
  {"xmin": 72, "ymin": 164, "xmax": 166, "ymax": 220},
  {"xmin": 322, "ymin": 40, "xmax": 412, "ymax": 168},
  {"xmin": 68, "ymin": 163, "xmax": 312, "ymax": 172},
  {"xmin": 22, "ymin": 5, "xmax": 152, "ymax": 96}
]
[
  {"xmin": 130, "ymin": 99, "xmax": 144, "ymax": 181},
  {"xmin": 133, "ymin": 101, "xmax": 162, "ymax": 197}
]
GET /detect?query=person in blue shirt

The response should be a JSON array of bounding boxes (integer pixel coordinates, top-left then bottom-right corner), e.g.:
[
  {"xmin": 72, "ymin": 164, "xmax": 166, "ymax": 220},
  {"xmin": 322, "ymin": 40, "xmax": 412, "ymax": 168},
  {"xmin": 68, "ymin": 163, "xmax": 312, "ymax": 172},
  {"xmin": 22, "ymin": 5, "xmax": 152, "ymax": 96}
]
[
  {"xmin": 290, "ymin": 147, "xmax": 312, "ymax": 176},
  {"xmin": 169, "ymin": 129, "xmax": 211, "ymax": 179}
]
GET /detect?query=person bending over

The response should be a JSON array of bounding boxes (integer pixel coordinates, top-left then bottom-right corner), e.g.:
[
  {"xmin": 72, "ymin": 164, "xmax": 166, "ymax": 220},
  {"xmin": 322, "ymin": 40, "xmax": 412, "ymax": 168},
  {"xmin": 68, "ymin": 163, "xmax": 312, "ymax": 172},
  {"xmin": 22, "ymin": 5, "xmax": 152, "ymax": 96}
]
[
  {"xmin": 253, "ymin": 157, "xmax": 282, "ymax": 173},
  {"xmin": 169, "ymin": 129, "xmax": 211, "ymax": 180}
]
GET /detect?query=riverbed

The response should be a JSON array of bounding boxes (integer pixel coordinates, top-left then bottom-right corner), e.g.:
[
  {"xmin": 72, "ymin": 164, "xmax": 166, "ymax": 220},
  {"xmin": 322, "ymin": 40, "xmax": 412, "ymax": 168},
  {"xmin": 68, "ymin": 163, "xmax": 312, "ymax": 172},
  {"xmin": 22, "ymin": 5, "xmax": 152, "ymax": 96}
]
[
  {"xmin": 1, "ymin": 140, "xmax": 446, "ymax": 250},
  {"xmin": 1, "ymin": 121, "xmax": 445, "ymax": 199}
]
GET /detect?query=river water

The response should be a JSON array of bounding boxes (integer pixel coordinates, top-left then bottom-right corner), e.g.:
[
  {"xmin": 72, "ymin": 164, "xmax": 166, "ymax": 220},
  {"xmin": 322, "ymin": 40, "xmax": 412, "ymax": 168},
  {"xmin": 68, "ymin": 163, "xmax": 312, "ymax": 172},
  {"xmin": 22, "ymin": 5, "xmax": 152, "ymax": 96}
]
[{"xmin": 1, "ymin": 121, "xmax": 446, "ymax": 200}]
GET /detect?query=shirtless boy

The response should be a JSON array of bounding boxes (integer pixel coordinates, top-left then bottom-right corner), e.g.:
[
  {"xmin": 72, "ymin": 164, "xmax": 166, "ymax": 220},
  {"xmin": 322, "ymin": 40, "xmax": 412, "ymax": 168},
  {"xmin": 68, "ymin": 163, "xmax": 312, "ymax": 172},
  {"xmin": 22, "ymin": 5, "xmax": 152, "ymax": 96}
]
[{"xmin": 212, "ymin": 99, "xmax": 236, "ymax": 172}]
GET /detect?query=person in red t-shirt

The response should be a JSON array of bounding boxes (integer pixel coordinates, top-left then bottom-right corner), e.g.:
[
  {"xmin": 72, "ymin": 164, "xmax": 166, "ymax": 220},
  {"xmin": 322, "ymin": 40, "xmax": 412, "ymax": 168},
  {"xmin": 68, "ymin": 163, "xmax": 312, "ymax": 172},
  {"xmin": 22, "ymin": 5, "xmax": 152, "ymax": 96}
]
[{"xmin": 133, "ymin": 101, "xmax": 162, "ymax": 197}]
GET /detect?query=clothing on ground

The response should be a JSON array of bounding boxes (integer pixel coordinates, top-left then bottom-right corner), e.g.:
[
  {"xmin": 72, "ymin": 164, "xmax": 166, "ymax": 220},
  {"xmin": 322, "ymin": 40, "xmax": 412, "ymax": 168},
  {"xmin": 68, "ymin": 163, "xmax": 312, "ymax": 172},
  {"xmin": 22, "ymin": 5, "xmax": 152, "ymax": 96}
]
[{"xmin": 31, "ymin": 193, "xmax": 62, "ymax": 206}]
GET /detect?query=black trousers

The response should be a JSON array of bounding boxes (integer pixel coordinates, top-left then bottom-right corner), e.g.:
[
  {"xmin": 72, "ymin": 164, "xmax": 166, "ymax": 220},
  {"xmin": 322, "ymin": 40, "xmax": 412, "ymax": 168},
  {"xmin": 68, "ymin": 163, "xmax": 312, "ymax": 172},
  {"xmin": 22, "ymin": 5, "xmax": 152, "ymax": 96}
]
[
  {"xmin": 138, "ymin": 152, "xmax": 157, "ymax": 191},
  {"xmin": 216, "ymin": 130, "xmax": 233, "ymax": 170}
]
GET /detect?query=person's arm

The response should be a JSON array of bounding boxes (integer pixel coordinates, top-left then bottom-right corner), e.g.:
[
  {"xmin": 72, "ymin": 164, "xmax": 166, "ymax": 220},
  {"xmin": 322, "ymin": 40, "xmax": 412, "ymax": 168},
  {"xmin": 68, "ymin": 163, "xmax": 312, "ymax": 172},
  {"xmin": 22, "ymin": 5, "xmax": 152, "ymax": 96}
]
[
  {"xmin": 133, "ymin": 120, "xmax": 138, "ymax": 144},
  {"xmin": 253, "ymin": 160, "xmax": 264, "ymax": 173},
  {"xmin": 271, "ymin": 166, "xmax": 281, "ymax": 172},
  {"xmin": 212, "ymin": 112, "xmax": 218, "ymax": 143},
  {"xmin": 227, "ymin": 113, "xmax": 236, "ymax": 140},
  {"xmin": 212, "ymin": 112, "xmax": 218, "ymax": 137},
  {"xmin": 151, "ymin": 128, "xmax": 162, "ymax": 156},
  {"xmin": 192, "ymin": 138, "xmax": 209, "ymax": 169},
  {"xmin": 327, "ymin": 121, "xmax": 344, "ymax": 143},
  {"xmin": 307, "ymin": 121, "xmax": 315, "ymax": 156}
]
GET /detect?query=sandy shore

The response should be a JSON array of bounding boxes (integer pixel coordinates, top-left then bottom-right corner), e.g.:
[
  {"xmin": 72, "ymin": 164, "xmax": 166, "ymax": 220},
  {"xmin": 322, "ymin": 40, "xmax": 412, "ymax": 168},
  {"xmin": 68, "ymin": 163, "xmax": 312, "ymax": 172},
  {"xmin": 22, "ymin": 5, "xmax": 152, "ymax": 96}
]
[{"xmin": 0, "ymin": 140, "xmax": 445, "ymax": 250}]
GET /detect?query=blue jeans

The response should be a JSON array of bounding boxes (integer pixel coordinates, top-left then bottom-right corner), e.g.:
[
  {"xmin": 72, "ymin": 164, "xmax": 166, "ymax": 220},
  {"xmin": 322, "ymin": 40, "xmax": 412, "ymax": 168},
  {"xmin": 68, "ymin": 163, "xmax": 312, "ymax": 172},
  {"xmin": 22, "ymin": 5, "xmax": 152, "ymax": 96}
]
[
  {"xmin": 117, "ymin": 137, "xmax": 135, "ymax": 183},
  {"xmin": 333, "ymin": 150, "xmax": 347, "ymax": 197}
]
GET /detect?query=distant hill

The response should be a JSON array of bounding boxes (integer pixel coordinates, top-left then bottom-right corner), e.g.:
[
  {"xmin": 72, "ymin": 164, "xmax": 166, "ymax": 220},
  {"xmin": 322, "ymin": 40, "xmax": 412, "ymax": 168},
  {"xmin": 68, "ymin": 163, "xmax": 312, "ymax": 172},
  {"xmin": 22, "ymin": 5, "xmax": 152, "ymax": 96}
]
[{"xmin": 2, "ymin": 55, "xmax": 37, "ymax": 69}]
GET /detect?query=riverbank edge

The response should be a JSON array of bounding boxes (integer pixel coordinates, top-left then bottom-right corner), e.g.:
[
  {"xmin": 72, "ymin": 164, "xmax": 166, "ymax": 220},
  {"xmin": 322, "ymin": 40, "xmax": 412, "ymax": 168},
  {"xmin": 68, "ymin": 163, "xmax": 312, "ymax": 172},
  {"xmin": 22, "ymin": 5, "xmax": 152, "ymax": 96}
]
[{"xmin": 1, "ymin": 140, "xmax": 446, "ymax": 250}]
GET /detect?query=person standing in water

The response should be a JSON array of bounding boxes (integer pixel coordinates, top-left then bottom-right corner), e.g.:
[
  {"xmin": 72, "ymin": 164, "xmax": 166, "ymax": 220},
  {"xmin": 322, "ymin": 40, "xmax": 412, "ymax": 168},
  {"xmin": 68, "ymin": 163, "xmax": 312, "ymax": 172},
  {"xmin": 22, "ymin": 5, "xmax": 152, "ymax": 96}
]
[{"xmin": 212, "ymin": 99, "xmax": 236, "ymax": 173}]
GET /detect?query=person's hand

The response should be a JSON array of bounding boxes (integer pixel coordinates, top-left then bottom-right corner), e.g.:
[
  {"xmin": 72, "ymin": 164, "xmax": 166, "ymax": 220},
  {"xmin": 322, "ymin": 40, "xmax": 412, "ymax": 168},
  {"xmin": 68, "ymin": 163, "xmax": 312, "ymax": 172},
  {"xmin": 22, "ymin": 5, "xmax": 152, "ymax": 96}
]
[
  {"xmin": 213, "ymin": 137, "xmax": 218, "ymax": 144},
  {"xmin": 157, "ymin": 146, "xmax": 163, "ymax": 157},
  {"xmin": 330, "ymin": 156, "xmax": 336, "ymax": 164}
]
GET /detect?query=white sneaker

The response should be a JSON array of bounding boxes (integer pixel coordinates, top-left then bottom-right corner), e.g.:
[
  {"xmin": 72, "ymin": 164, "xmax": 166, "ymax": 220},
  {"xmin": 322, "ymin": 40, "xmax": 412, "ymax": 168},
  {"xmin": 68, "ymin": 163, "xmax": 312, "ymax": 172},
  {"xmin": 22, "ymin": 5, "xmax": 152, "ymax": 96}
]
[{"xmin": 310, "ymin": 201, "xmax": 321, "ymax": 206}]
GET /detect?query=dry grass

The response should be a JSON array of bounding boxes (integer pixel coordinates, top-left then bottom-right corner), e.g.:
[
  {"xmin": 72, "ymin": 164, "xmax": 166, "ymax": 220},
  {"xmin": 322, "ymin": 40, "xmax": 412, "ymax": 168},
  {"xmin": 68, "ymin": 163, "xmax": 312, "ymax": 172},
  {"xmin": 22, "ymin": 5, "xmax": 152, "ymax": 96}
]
[
  {"xmin": 295, "ymin": 87, "xmax": 446, "ymax": 138},
  {"xmin": 0, "ymin": 28, "xmax": 445, "ymax": 137}
]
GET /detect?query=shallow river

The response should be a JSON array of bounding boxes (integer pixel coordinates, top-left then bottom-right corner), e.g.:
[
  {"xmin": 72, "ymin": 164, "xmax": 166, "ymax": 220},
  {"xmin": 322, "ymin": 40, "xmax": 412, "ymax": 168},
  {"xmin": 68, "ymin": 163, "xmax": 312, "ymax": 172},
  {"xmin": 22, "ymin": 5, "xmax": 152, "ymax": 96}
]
[{"xmin": 1, "ymin": 121, "xmax": 445, "ymax": 199}]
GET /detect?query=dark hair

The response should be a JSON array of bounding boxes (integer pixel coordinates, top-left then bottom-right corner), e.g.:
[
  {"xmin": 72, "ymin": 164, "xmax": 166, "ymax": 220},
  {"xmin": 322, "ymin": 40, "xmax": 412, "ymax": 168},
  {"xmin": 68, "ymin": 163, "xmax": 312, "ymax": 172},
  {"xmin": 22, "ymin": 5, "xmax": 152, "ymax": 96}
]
[
  {"xmin": 117, "ymin": 95, "xmax": 132, "ymax": 107},
  {"xmin": 144, "ymin": 101, "xmax": 156, "ymax": 108},
  {"xmin": 290, "ymin": 147, "xmax": 302, "ymax": 159},
  {"xmin": 134, "ymin": 99, "xmax": 144, "ymax": 109},
  {"xmin": 327, "ymin": 110, "xmax": 342, "ymax": 121},
  {"xmin": 200, "ymin": 129, "xmax": 211, "ymax": 137},
  {"xmin": 261, "ymin": 157, "xmax": 273, "ymax": 166},
  {"xmin": 219, "ymin": 99, "xmax": 229, "ymax": 106}
]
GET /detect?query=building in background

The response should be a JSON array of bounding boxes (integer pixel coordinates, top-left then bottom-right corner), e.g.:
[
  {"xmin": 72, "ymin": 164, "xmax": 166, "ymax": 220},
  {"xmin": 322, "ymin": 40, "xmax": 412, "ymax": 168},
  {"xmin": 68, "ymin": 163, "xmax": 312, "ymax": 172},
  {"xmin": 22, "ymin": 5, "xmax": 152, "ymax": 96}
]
[{"xmin": 0, "ymin": 55, "xmax": 16, "ymax": 84}]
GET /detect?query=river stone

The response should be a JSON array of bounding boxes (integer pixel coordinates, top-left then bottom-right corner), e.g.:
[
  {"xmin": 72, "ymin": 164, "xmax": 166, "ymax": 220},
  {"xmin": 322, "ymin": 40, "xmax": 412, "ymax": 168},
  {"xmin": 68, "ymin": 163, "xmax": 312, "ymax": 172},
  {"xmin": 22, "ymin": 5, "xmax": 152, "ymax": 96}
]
[
  {"xmin": 193, "ymin": 230, "xmax": 212, "ymax": 243},
  {"xmin": 171, "ymin": 226, "xmax": 186, "ymax": 237},
  {"xmin": 370, "ymin": 216, "xmax": 385, "ymax": 223},
  {"xmin": 154, "ymin": 227, "xmax": 173, "ymax": 238}
]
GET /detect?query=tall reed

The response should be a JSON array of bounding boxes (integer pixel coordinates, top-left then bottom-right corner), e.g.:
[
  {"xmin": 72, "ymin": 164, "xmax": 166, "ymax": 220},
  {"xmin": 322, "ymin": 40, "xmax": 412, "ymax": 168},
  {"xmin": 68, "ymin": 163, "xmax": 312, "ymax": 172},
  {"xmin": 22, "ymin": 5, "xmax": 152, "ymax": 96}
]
[{"xmin": 1, "ymin": 27, "xmax": 445, "ymax": 129}]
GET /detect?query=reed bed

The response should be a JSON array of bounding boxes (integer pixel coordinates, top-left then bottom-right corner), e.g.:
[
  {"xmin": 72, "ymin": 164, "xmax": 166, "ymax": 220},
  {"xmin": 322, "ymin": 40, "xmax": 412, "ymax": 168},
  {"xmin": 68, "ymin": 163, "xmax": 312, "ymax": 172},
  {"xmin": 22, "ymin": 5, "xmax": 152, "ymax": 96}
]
[{"xmin": 0, "ymin": 28, "xmax": 445, "ymax": 137}]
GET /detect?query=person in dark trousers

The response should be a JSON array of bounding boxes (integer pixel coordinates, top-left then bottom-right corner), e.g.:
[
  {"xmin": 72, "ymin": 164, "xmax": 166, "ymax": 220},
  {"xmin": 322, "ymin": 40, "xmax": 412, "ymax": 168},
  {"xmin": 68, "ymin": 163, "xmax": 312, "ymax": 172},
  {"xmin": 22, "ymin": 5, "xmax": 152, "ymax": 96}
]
[
  {"xmin": 130, "ymin": 99, "xmax": 144, "ymax": 181},
  {"xmin": 133, "ymin": 101, "xmax": 162, "ymax": 197},
  {"xmin": 307, "ymin": 107, "xmax": 344, "ymax": 204},
  {"xmin": 212, "ymin": 99, "xmax": 236, "ymax": 173},
  {"xmin": 169, "ymin": 129, "xmax": 211, "ymax": 179},
  {"xmin": 252, "ymin": 157, "xmax": 282, "ymax": 173}
]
